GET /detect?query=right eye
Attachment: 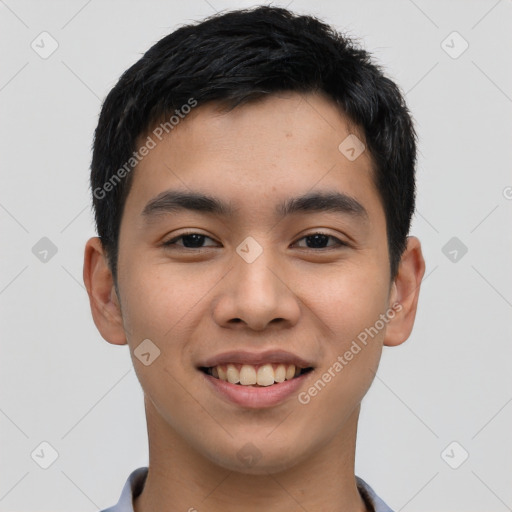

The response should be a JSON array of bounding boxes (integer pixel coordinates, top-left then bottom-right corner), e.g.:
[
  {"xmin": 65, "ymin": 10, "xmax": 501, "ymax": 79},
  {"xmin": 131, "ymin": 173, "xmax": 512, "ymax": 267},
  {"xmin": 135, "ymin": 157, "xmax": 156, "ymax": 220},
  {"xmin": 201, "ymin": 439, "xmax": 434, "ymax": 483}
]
[{"xmin": 162, "ymin": 232, "xmax": 220, "ymax": 249}]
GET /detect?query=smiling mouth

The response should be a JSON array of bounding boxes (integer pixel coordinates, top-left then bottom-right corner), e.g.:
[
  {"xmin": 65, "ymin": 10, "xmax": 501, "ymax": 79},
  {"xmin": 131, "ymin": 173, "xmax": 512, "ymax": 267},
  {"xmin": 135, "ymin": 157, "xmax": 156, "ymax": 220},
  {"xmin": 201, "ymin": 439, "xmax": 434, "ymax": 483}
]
[{"xmin": 199, "ymin": 363, "xmax": 314, "ymax": 387}]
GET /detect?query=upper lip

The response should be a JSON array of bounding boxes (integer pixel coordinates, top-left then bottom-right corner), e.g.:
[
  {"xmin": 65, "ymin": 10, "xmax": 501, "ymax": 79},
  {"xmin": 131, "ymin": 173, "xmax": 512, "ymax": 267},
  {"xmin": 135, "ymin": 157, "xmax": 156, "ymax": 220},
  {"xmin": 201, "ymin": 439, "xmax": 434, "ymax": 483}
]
[{"xmin": 198, "ymin": 349, "xmax": 315, "ymax": 369}]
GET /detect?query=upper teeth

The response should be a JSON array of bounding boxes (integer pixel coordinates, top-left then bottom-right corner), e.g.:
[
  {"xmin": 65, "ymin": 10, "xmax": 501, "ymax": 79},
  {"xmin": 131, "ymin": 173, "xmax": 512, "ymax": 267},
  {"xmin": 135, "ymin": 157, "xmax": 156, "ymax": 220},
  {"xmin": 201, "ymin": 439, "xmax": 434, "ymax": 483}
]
[{"xmin": 210, "ymin": 363, "xmax": 300, "ymax": 386}]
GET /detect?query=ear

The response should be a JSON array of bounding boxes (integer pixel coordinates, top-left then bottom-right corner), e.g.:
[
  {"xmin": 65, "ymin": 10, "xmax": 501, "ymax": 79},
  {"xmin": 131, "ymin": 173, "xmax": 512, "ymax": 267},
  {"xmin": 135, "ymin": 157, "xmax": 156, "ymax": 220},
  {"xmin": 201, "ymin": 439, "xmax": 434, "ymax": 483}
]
[
  {"xmin": 83, "ymin": 237, "xmax": 127, "ymax": 345},
  {"xmin": 384, "ymin": 236, "xmax": 425, "ymax": 347}
]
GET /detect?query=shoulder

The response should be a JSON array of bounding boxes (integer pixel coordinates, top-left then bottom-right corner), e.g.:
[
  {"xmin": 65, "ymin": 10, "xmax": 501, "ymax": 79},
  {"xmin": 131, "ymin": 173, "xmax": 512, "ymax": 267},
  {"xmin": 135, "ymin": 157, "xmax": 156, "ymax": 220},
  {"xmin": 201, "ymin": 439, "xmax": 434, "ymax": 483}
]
[
  {"xmin": 356, "ymin": 476, "xmax": 395, "ymax": 512},
  {"xmin": 99, "ymin": 467, "xmax": 148, "ymax": 512}
]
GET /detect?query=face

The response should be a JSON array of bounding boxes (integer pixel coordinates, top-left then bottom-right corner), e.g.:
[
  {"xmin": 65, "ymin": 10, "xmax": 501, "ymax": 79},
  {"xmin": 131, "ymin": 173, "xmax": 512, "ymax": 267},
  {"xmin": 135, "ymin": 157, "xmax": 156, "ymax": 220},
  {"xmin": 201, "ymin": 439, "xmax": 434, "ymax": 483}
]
[{"xmin": 86, "ymin": 91, "xmax": 423, "ymax": 475}]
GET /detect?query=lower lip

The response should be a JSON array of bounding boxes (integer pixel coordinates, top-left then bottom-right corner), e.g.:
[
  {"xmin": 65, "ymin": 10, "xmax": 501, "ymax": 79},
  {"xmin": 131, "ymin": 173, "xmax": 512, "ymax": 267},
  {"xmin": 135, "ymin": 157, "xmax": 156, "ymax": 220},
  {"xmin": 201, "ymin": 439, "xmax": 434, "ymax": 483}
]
[{"xmin": 201, "ymin": 370, "xmax": 313, "ymax": 409}]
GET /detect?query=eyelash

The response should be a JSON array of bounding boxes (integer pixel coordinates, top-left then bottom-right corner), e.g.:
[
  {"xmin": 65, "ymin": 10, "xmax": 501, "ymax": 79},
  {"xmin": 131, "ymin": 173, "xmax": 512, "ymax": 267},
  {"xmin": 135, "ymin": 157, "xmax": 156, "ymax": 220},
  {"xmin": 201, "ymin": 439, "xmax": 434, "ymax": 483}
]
[{"xmin": 162, "ymin": 231, "xmax": 348, "ymax": 250}]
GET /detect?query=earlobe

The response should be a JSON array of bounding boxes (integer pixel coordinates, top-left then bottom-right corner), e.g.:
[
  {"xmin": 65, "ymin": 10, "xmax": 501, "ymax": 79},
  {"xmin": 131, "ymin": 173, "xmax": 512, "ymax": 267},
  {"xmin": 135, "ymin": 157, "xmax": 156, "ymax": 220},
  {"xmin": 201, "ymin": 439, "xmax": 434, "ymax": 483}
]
[
  {"xmin": 383, "ymin": 236, "xmax": 426, "ymax": 347},
  {"xmin": 83, "ymin": 237, "xmax": 127, "ymax": 345}
]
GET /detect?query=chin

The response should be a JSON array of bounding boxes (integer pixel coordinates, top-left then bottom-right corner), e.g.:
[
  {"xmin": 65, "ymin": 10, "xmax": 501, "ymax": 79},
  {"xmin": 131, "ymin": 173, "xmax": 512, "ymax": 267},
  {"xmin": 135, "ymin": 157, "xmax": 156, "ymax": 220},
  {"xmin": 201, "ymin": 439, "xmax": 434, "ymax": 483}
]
[
  {"xmin": 209, "ymin": 451, "xmax": 300, "ymax": 476},
  {"xmin": 201, "ymin": 433, "xmax": 313, "ymax": 476}
]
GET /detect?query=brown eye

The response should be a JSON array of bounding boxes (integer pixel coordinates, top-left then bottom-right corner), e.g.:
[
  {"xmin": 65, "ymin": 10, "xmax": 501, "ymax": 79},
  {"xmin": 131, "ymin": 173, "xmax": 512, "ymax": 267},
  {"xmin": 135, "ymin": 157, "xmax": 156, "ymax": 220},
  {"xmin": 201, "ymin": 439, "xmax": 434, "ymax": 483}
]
[
  {"xmin": 294, "ymin": 233, "xmax": 346, "ymax": 249},
  {"xmin": 163, "ymin": 232, "xmax": 219, "ymax": 249}
]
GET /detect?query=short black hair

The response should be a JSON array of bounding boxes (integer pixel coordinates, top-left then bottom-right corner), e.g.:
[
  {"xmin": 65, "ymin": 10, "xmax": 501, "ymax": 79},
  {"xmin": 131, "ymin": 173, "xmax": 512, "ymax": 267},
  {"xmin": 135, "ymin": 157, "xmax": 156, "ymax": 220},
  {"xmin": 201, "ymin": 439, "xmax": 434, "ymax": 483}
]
[{"xmin": 90, "ymin": 5, "xmax": 417, "ymax": 282}]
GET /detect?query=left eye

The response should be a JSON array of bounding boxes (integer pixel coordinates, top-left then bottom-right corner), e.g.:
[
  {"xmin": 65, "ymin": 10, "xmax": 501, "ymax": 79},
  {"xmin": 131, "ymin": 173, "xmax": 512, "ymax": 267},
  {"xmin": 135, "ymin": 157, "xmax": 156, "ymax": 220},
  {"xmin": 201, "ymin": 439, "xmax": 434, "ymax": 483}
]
[
  {"xmin": 163, "ymin": 232, "xmax": 345, "ymax": 250},
  {"xmin": 293, "ymin": 233, "xmax": 345, "ymax": 249}
]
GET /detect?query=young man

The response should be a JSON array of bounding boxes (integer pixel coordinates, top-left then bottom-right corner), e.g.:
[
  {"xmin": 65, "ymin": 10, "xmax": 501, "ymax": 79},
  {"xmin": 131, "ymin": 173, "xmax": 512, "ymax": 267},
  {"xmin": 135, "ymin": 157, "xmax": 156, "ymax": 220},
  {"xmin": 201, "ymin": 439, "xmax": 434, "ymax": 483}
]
[{"xmin": 84, "ymin": 6, "xmax": 425, "ymax": 512}]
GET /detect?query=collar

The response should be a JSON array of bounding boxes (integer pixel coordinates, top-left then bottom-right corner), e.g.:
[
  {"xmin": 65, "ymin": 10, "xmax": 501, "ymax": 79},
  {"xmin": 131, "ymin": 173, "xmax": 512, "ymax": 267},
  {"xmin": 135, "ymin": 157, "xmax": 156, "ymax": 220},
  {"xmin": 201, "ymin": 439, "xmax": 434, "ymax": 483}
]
[{"xmin": 101, "ymin": 467, "xmax": 394, "ymax": 512}]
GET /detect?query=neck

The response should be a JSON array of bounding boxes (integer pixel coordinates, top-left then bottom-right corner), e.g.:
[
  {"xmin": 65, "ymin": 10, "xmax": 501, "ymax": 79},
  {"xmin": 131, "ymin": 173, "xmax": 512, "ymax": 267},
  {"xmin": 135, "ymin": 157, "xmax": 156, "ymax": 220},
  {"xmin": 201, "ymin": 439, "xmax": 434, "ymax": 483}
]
[{"xmin": 134, "ymin": 399, "xmax": 368, "ymax": 512}]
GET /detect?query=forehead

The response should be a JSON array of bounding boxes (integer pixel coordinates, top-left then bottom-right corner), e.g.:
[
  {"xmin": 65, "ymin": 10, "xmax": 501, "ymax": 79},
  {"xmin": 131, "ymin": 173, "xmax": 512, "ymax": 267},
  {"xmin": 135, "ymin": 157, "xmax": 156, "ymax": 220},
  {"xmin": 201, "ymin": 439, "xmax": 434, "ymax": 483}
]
[{"xmin": 124, "ymin": 92, "xmax": 382, "ymax": 224}]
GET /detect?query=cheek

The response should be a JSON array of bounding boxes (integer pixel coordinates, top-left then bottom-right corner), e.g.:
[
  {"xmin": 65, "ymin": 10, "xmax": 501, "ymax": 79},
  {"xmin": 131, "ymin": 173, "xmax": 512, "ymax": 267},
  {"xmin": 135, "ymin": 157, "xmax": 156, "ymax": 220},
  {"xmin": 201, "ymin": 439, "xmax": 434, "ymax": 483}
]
[
  {"xmin": 119, "ymin": 258, "xmax": 209, "ymax": 341},
  {"xmin": 297, "ymin": 258, "xmax": 389, "ymax": 403},
  {"xmin": 118, "ymin": 263, "xmax": 213, "ymax": 427},
  {"xmin": 299, "ymin": 257, "xmax": 390, "ymax": 342},
  {"xmin": 295, "ymin": 277, "xmax": 387, "ymax": 443}
]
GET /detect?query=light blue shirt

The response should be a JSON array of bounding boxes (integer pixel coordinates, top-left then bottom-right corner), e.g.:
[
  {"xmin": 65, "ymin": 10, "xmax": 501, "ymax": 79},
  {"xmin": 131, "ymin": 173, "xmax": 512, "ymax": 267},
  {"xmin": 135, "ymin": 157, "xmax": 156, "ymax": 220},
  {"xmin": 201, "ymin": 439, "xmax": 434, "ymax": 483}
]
[{"xmin": 101, "ymin": 466, "xmax": 394, "ymax": 512}]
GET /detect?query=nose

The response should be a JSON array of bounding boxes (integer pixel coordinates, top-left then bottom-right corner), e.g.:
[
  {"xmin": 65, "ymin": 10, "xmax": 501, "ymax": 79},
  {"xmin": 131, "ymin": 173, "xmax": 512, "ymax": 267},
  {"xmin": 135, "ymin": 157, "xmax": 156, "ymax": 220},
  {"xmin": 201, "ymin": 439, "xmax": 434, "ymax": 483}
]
[{"xmin": 211, "ymin": 244, "xmax": 301, "ymax": 332}]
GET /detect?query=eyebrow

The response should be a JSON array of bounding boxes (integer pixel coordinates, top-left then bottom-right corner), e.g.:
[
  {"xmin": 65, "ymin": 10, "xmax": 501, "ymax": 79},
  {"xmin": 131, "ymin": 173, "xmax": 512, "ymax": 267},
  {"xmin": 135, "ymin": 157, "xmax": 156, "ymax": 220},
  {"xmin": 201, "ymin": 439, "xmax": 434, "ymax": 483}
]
[{"xmin": 141, "ymin": 189, "xmax": 368, "ymax": 221}]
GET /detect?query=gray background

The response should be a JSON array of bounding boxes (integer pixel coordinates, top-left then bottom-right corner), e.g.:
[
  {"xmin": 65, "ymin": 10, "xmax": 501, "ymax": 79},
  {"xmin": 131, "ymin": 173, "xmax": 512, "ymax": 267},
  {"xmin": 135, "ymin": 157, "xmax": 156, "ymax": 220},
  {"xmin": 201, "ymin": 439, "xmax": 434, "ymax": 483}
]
[{"xmin": 1, "ymin": 0, "xmax": 511, "ymax": 510}]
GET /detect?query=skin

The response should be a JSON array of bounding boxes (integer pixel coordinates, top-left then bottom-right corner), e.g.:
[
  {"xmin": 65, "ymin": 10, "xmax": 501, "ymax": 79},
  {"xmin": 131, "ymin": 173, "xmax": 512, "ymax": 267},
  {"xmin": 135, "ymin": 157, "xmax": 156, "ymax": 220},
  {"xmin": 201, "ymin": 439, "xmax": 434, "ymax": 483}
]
[{"xmin": 84, "ymin": 92, "xmax": 425, "ymax": 512}]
